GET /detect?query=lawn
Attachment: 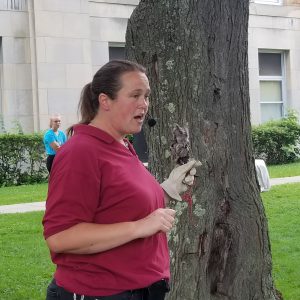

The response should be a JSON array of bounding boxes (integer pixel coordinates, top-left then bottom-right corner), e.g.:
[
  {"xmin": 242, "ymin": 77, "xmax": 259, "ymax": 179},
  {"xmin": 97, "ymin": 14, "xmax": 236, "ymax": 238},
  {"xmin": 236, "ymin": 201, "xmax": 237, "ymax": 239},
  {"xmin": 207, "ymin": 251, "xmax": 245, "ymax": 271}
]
[
  {"xmin": 261, "ymin": 183, "xmax": 300, "ymax": 300},
  {"xmin": 0, "ymin": 183, "xmax": 48, "ymax": 206},
  {"xmin": 0, "ymin": 212, "xmax": 55, "ymax": 299},
  {"xmin": 267, "ymin": 160, "xmax": 300, "ymax": 178},
  {"xmin": 0, "ymin": 183, "xmax": 299, "ymax": 299}
]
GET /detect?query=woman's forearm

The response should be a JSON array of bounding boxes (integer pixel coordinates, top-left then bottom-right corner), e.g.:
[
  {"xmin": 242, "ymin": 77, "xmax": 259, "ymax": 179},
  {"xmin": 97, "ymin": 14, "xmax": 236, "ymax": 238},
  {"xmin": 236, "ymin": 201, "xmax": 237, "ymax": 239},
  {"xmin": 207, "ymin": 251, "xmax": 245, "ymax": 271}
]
[
  {"xmin": 46, "ymin": 208, "xmax": 175, "ymax": 255},
  {"xmin": 50, "ymin": 141, "xmax": 60, "ymax": 151},
  {"xmin": 46, "ymin": 222, "xmax": 138, "ymax": 254}
]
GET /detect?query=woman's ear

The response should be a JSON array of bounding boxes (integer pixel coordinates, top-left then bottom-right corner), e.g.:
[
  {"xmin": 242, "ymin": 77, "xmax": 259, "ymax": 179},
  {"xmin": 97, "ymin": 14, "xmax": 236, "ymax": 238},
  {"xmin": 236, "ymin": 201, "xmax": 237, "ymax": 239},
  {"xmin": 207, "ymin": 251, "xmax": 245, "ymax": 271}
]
[{"xmin": 98, "ymin": 93, "xmax": 111, "ymax": 111}]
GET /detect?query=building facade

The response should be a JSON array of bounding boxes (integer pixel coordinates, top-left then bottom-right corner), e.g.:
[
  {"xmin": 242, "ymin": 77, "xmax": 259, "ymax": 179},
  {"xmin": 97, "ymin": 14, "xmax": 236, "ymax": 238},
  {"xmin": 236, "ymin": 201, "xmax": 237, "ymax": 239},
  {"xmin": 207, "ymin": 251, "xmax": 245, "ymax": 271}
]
[
  {"xmin": 0, "ymin": 0, "xmax": 299, "ymax": 132},
  {"xmin": 249, "ymin": 0, "xmax": 300, "ymax": 124}
]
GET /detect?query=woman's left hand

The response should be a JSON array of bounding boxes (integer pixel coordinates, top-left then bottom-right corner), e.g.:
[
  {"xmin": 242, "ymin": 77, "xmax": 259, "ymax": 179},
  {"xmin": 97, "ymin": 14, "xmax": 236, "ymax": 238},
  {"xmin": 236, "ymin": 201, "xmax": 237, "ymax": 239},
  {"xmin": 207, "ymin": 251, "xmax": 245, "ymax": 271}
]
[{"xmin": 160, "ymin": 159, "xmax": 201, "ymax": 201}]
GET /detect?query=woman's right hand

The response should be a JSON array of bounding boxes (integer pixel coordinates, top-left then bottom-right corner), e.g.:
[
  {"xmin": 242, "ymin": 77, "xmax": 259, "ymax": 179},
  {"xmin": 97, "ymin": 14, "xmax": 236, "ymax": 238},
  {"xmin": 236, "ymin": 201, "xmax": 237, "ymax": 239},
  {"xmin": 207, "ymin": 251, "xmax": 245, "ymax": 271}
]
[
  {"xmin": 135, "ymin": 208, "xmax": 176, "ymax": 238},
  {"xmin": 46, "ymin": 208, "xmax": 176, "ymax": 255}
]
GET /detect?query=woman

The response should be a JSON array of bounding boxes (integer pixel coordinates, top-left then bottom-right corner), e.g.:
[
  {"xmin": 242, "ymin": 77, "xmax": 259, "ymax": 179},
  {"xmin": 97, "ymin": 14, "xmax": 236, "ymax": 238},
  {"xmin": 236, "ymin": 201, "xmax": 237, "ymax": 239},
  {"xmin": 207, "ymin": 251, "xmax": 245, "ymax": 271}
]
[
  {"xmin": 43, "ymin": 114, "xmax": 67, "ymax": 173},
  {"xmin": 43, "ymin": 60, "xmax": 199, "ymax": 300}
]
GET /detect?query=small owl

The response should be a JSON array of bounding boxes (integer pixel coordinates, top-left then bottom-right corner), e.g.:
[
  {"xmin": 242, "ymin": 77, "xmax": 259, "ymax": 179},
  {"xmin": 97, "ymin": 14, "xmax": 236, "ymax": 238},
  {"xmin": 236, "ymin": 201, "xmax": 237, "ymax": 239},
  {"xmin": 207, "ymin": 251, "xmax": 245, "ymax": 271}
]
[{"xmin": 170, "ymin": 124, "xmax": 190, "ymax": 165}]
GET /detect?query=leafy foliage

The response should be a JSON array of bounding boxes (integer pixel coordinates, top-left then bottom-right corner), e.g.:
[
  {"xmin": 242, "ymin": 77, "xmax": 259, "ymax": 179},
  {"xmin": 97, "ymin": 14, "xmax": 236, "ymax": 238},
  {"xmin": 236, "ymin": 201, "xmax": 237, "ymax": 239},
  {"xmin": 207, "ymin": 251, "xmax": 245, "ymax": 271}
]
[
  {"xmin": 126, "ymin": 134, "xmax": 134, "ymax": 143},
  {"xmin": 0, "ymin": 134, "xmax": 47, "ymax": 186},
  {"xmin": 252, "ymin": 112, "xmax": 300, "ymax": 164}
]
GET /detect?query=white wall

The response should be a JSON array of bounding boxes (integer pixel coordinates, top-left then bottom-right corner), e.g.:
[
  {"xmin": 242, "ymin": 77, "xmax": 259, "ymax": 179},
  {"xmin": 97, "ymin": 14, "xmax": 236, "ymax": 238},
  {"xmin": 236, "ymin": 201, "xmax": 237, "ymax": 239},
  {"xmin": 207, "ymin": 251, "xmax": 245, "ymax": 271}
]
[
  {"xmin": 89, "ymin": 1, "xmax": 136, "ymax": 73},
  {"xmin": 0, "ymin": 5, "xmax": 33, "ymax": 132},
  {"xmin": 31, "ymin": 0, "xmax": 92, "ymax": 131},
  {"xmin": 1, "ymin": 0, "xmax": 300, "ymax": 132}
]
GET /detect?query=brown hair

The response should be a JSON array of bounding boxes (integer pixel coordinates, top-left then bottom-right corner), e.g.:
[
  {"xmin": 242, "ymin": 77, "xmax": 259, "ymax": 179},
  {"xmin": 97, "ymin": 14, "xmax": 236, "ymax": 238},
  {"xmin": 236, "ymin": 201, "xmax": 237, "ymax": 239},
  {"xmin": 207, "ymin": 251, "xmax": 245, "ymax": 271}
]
[{"xmin": 67, "ymin": 60, "xmax": 146, "ymax": 137}]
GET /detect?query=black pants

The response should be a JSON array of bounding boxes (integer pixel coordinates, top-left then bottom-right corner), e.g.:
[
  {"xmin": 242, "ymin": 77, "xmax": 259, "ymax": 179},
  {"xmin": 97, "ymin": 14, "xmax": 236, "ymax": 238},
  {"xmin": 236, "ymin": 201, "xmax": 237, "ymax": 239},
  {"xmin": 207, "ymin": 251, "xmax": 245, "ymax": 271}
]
[
  {"xmin": 46, "ymin": 155, "xmax": 56, "ymax": 173},
  {"xmin": 46, "ymin": 279, "xmax": 169, "ymax": 300}
]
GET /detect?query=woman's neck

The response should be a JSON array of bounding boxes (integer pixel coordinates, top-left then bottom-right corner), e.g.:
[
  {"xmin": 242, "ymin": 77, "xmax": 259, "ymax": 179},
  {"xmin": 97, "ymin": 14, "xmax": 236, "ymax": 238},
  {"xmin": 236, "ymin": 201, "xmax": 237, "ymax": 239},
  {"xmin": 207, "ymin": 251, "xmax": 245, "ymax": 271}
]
[{"xmin": 89, "ymin": 120, "xmax": 125, "ymax": 145}]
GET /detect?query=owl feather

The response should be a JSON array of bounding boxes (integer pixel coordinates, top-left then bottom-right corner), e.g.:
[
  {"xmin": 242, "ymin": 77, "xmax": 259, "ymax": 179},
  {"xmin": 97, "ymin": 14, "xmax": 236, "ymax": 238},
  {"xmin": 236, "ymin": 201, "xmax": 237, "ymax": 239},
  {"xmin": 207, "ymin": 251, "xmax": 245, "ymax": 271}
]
[{"xmin": 170, "ymin": 124, "xmax": 190, "ymax": 165}]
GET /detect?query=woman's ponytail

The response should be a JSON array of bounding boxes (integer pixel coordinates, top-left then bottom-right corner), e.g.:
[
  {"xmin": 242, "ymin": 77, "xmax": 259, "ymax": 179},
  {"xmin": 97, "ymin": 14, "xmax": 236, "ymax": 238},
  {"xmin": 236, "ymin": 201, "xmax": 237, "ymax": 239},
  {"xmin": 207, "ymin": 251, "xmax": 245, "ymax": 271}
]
[
  {"xmin": 66, "ymin": 82, "xmax": 98, "ymax": 137},
  {"xmin": 78, "ymin": 82, "xmax": 99, "ymax": 125}
]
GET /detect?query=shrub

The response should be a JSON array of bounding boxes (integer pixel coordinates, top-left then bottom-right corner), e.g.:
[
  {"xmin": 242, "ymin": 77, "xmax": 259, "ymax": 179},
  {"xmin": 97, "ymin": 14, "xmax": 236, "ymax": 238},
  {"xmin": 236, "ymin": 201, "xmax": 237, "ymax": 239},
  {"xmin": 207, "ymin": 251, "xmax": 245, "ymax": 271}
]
[
  {"xmin": 0, "ymin": 133, "xmax": 47, "ymax": 186},
  {"xmin": 252, "ymin": 112, "xmax": 300, "ymax": 165}
]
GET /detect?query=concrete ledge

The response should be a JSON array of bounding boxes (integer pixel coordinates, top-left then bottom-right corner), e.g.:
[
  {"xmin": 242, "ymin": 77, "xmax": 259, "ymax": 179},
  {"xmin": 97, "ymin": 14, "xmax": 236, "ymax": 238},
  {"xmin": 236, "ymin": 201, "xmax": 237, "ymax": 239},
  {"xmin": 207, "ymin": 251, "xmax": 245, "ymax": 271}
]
[
  {"xmin": 270, "ymin": 176, "xmax": 300, "ymax": 186},
  {"xmin": 0, "ymin": 201, "xmax": 45, "ymax": 214}
]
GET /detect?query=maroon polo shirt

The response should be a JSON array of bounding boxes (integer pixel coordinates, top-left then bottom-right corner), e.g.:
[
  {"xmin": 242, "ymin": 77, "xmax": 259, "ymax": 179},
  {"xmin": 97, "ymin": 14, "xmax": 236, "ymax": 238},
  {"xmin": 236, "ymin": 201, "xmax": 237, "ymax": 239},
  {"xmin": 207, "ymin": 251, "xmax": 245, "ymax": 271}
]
[{"xmin": 43, "ymin": 124, "xmax": 170, "ymax": 296}]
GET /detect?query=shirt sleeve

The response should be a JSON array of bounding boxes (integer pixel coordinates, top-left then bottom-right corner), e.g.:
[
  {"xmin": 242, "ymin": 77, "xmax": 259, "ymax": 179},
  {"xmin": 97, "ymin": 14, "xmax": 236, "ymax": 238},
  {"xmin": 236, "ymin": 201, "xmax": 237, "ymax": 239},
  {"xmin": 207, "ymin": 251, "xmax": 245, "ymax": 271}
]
[
  {"xmin": 44, "ymin": 131, "xmax": 55, "ymax": 144},
  {"xmin": 63, "ymin": 132, "xmax": 67, "ymax": 144},
  {"xmin": 42, "ymin": 144, "xmax": 101, "ymax": 239}
]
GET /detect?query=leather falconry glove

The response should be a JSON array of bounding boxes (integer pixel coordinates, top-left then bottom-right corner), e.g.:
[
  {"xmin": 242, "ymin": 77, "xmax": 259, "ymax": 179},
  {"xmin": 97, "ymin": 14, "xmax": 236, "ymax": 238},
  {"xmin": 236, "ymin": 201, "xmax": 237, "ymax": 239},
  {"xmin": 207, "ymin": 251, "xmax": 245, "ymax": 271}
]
[{"xmin": 161, "ymin": 159, "xmax": 202, "ymax": 201}]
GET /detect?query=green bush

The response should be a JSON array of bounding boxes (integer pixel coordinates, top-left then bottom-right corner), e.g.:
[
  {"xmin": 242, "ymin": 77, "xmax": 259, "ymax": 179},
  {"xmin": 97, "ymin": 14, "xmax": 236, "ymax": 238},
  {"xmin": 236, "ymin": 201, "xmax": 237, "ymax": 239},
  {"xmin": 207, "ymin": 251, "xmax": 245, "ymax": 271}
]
[
  {"xmin": 0, "ymin": 134, "xmax": 47, "ymax": 186},
  {"xmin": 252, "ymin": 113, "xmax": 300, "ymax": 165}
]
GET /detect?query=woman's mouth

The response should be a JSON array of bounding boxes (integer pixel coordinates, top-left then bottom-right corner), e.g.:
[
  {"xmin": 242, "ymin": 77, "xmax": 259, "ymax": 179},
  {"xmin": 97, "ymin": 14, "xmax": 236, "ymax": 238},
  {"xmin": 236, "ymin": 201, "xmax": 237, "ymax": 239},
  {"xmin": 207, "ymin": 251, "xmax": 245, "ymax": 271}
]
[{"xmin": 134, "ymin": 114, "xmax": 145, "ymax": 123}]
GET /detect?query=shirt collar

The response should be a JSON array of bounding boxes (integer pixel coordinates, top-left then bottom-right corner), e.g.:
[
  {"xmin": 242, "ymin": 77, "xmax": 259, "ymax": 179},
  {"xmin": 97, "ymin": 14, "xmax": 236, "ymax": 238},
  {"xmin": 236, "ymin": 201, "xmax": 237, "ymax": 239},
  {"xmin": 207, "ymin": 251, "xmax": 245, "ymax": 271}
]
[{"xmin": 73, "ymin": 124, "xmax": 115, "ymax": 144}]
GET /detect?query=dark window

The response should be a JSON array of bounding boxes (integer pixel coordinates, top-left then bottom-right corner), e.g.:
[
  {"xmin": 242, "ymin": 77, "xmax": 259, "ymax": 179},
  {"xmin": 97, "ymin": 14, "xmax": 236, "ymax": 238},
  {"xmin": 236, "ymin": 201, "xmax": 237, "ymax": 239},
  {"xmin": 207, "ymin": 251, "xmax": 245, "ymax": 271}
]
[
  {"xmin": 259, "ymin": 53, "xmax": 282, "ymax": 76},
  {"xmin": 109, "ymin": 46, "xmax": 125, "ymax": 61},
  {"xmin": 133, "ymin": 130, "xmax": 149, "ymax": 163}
]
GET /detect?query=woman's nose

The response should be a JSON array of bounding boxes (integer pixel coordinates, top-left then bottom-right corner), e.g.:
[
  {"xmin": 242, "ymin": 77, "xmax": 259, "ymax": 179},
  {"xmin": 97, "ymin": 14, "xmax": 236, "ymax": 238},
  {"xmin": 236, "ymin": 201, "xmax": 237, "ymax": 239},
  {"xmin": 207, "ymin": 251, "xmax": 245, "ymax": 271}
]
[{"xmin": 139, "ymin": 97, "xmax": 149, "ymax": 108}]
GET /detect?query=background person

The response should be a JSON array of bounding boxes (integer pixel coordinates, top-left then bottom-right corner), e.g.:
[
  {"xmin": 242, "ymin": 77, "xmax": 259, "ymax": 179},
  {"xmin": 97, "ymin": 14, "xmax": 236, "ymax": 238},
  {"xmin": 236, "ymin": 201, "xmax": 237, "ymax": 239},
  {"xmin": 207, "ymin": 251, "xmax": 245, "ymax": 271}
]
[
  {"xmin": 43, "ymin": 60, "xmax": 199, "ymax": 300},
  {"xmin": 43, "ymin": 114, "xmax": 67, "ymax": 173}
]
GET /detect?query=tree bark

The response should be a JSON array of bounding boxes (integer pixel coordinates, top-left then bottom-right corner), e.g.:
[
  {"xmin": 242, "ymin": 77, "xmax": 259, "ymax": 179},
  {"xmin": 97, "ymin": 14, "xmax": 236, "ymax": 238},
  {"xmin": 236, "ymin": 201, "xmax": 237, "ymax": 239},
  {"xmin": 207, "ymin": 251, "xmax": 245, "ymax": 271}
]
[{"xmin": 126, "ymin": 1, "xmax": 281, "ymax": 299}]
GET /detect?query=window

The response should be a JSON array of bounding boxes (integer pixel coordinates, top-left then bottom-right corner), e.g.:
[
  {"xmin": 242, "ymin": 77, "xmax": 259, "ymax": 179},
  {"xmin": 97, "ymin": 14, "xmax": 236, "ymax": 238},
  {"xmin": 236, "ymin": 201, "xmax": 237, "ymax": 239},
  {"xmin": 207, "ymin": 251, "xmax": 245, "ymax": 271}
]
[
  {"xmin": 109, "ymin": 44, "xmax": 125, "ymax": 61},
  {"xmin": 254, "ymin": 0, "xmax": 282, "ymax": 5},
  {"xmin": 259, "ymin": 52, "xmax": 286, "ymax": 123},
  {"xmin": 0, "ymin": 0, "xmax": 28, "ymax": 11}
]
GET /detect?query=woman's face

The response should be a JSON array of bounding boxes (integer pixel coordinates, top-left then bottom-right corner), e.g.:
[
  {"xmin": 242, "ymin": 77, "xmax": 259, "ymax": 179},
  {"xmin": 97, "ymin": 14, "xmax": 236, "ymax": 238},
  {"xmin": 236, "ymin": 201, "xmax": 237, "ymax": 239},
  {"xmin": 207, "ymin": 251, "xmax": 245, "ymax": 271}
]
[{"xmin": 105, "ymin": 71, "xmax": 150, "ymax": 137}]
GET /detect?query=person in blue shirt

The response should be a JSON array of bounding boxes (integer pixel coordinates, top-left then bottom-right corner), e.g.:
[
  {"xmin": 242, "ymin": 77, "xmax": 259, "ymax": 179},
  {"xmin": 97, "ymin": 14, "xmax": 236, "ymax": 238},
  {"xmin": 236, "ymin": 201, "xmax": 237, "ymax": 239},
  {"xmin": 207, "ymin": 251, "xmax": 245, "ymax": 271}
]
[{"xmin": 43, "ymin": 114, "xmax": 67, "ymax": 173}]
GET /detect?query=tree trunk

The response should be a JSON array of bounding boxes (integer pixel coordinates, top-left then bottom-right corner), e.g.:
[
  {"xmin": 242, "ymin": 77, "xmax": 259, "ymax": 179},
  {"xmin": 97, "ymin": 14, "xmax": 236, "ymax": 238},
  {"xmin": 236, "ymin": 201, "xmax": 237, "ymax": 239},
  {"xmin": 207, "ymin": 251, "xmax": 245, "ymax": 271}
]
[{"xmin": 126, "ymin": 1, "xmax": 281, "ymax": 299}]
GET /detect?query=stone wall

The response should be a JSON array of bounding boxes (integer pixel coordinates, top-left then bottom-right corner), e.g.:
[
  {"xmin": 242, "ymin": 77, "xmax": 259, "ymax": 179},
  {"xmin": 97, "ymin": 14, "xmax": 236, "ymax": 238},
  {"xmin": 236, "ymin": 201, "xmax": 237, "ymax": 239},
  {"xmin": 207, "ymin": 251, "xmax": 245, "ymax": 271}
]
[
  {"xmin": 0, "ymin": 5, "xmax": 32, "ymax": 132},
  {"xmin": 1, "ymin": 0, "xmax": 300, "ymax": 132}
]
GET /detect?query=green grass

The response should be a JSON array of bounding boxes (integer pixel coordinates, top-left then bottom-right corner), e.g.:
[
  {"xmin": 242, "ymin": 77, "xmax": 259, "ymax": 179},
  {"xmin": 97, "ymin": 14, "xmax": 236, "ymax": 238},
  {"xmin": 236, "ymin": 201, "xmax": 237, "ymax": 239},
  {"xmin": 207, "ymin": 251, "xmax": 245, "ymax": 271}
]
[
  {"xmin": 267, "ymin": 160, "xmax": 300, "ymax": 178},
  {"xmin": 0, "ymin": 183, "xmax": 48, "ymax": 205},
  {"xmin": 0, "ymin": 184, "xmax": 298, "ymax": 299},
  {"xmin": 262, "ymin": 183, "xmax": 300, "ymax": 300},
  {"xmin": 0, "ymin": 211, "xmax": 55, "ymax": 299}
]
